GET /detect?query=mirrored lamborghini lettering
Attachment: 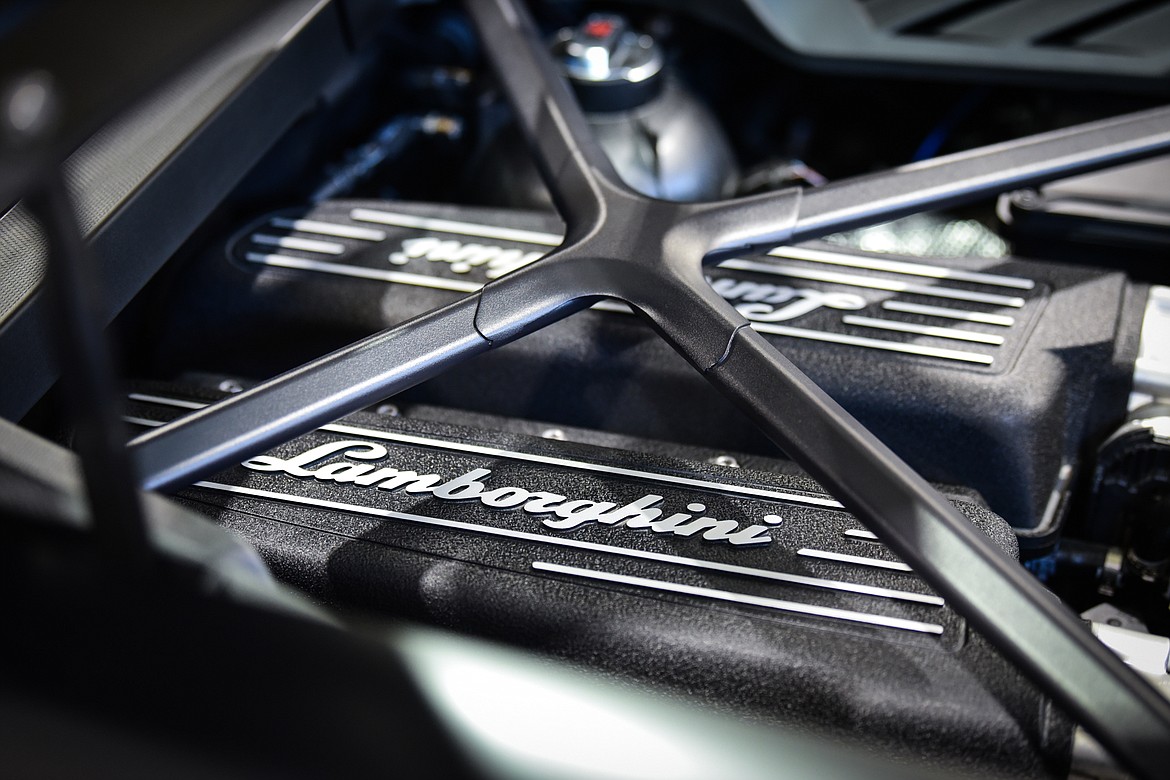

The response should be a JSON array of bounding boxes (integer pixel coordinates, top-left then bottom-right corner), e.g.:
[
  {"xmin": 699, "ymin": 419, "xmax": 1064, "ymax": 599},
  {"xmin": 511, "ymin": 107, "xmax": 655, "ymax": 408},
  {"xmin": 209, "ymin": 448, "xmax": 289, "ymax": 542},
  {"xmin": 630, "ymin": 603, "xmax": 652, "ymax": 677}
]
[
  {"xmin": 708, "ymin": 277, "xmax": 866, "ymax": 322},
  {"xmin": 389, "ymin": 236, "xmax": 545, "ymax": 278},
  {"xmin": 244, "ymin": 440, "xmax": 774, "ymax": 546}
]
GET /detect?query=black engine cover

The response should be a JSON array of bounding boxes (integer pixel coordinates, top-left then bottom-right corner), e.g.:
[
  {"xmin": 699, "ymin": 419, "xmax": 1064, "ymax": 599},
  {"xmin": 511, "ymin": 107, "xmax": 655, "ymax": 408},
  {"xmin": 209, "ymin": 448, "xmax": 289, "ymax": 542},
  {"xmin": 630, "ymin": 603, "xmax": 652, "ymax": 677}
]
[
  {"xmin": 149, "ymin": 200, "xmax": 1143, "ymax": 540},
  {"xmin": 127, "ymin": 386, "xmax": 1070, "ymax": 777}
]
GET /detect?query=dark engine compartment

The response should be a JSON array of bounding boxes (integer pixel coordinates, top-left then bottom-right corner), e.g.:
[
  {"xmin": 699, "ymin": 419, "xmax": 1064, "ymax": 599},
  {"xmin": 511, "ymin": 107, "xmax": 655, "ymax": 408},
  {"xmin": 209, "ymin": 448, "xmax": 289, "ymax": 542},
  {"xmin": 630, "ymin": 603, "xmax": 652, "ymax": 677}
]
[{"xmin": 4, "ymin": 1, "xmax": 1170, "ymax": 778}]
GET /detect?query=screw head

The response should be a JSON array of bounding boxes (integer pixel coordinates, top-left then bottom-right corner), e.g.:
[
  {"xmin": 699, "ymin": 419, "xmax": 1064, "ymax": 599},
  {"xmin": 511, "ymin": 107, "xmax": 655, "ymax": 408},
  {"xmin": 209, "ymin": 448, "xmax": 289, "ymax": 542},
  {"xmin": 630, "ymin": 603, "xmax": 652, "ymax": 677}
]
[{"xmin": 218, "ymin": 379, "xmax": 244, "ymax": 394}]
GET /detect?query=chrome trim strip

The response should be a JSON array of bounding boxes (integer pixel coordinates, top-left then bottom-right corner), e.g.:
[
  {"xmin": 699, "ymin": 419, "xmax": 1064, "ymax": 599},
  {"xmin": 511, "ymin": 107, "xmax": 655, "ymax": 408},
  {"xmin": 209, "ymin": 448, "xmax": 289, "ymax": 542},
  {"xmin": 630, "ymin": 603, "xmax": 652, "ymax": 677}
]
[
  {"xmin": 842, "ymin": 315, "xmax": 1006, "ymax": 346},
  {"xmin": 748, "ymin": 322, "xmax": 995, "ymax": 365},
  {"xmin": 244, "ymin": 253, "xmax": 638, "ymax": 304},
  {"xmin": 127, "ymin": 395, "xmax": 205, "ymax": 410},
  {"xmin": 123, "ymin": 415, "xmax": 165, "ymax": 428},
  {"xmin": 798, "ymin": 548, "xmax": 913, "ymax": 572},
  {"xmin": 243, "ymin": 253, "xmax": 483, "ymax": 293},
  {"xmin": 881, "ymin": 300, "xmax": 1015, "ymax": 327},
  {"xmin": 127, "ymin": 394, "xmax": 844, "ymax": 508},
  {"xmin": 531, "ymin": 561, "xmax": 943, "ymax": 634},
  {"xmin": 844, "ymin": 529, "xmax": 879, "ymax": 541},
  {"xmin": 270, "ymin": 217, "xmax": 386, "ymax": 242},
  {"xmin": 769, "ymin": 246, "xmax": 1034, "ymax": 290},
  {"xmin": 184, "ymin": 480, "xmax": 937, "ymax": 604},
  {"xmin": 720, "ymin": 259, "xmax": 1026, "ymax": 308},
  {"xmin": 250, "ymin": 233, "xmax": 345, "ymax": 255},
  {"xmin": 351, "ymin": 208, "xmax": 564, "ymax": 247}
]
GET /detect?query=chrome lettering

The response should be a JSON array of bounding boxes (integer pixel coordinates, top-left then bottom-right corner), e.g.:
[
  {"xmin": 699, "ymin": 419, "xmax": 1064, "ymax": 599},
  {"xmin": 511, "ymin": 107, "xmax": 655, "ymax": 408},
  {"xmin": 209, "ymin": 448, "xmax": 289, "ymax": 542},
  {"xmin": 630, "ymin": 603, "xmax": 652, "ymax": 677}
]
[
  {"xmin": 709, "ymin": 276, "xmax": 865, "ymax": 322},
  {"xmin": 391, "ymin": 236, "xmax": 545, "ymax": 279},
  {"xmin": 244, "ymin": 440, "xmax": 388, "ymax": 477},
  {"xmin": 242, "ymin": 440, "xmax": 775, "ymax": 547}
]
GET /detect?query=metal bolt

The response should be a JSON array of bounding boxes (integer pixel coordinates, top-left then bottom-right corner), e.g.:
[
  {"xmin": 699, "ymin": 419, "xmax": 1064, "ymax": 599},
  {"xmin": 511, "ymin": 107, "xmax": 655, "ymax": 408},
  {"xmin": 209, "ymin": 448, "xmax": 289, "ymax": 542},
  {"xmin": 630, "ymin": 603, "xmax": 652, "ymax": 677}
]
[
  {"xmin": 218, "ymin": 379, "xmax": 244, "ymax": 394},
  {"xmin": 1011, "ymin": 189, "xmax": 1043, "ymax": 210},
  {"xmin": 376, "ymin": 403, "xmax": 400, "ymax": 417},
  {"xmin": 711, "ymin": 454, "xmax": 740, "ymax": 468},
  {"xmin": 542, "ymin": 428, "xmax": 566, "ymax": 440}
]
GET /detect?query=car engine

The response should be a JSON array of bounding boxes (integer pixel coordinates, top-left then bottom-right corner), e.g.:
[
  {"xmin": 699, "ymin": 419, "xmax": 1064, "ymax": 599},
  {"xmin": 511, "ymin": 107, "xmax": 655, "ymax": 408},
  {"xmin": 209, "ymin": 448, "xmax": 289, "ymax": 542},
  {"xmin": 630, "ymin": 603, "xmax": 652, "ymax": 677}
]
[{"xmin": 2, "ymin": 1, "xmax": 1170, "ymax": 778}]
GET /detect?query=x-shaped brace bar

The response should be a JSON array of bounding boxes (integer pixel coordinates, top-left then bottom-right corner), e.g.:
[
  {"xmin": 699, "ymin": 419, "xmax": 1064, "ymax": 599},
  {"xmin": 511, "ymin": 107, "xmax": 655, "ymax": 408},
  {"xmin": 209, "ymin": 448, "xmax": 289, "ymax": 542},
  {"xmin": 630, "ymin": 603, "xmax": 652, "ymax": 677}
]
[{"xmin": 130, "ymin": 1, "xmax": 1170, "ymax": 774}]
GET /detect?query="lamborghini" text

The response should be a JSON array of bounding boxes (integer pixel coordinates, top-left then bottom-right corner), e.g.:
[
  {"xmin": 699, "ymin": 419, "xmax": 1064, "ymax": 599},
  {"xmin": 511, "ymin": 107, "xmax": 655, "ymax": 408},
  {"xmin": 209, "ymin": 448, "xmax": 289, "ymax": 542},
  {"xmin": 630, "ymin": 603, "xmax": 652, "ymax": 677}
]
[{"xmin": 244, "ymin": 439, "xmax": 775, "ymax": 546}]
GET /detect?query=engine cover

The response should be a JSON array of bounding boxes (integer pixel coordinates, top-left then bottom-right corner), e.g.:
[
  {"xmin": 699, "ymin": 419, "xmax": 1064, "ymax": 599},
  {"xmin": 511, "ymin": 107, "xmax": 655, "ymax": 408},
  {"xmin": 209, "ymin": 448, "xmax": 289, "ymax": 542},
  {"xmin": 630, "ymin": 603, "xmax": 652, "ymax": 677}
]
[
  {"xmin": 151, "ymin": 200, "xmax": 1144, "ymax": 541},
  {"xmin": 126, "ymin": 386, "xmax": 1070, "ymax": 777}
]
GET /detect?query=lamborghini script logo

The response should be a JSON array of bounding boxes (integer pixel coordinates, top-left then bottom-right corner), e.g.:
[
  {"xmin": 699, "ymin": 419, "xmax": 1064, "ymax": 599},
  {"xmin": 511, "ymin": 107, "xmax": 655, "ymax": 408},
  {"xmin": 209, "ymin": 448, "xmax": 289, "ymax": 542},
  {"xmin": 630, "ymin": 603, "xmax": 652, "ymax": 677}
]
[
  {"xmin": 244, "ymin": 439, "xmax": 775, "ymax": 546},
  {"xmin": 708, "ymin": 277, "xmax": 865, "ymax": 322},
  {"xmin": 387, "ymin": 237, "xmax": 866, "ymax": 322}
]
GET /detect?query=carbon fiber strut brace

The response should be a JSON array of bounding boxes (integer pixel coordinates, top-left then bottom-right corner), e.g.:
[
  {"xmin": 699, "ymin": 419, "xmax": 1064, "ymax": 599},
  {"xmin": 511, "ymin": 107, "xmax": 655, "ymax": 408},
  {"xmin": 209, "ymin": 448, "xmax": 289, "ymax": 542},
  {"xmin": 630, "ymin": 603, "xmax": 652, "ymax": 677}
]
[{"xmin": 130, "ymin": 0, "xmax": 1170, "ymax": 773}]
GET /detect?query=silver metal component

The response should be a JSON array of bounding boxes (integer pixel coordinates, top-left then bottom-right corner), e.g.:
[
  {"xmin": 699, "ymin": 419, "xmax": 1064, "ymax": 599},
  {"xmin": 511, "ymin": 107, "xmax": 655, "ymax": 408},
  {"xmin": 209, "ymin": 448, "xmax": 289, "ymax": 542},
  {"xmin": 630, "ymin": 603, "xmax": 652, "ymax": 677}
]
[
  {"xmin": 880, "ymin": 300, "xmax": 1015, "ymax": 327},
  {"xmin": 1082, "ymin": 604, "xmax": 1148, "ymax": 633},
  {"xmin": 710, "ymin": 276, "xmax": 866, "ymax": 322},
  {"xmin": 185, "ymin": 479, "xmax": 939, "ymax": 605},
  {"xmin": 841, "ymin": 315, "xmax": 1005, "ymax": 345},
  {"xmin": 824, "ymin": 214, "xmax": 1010, "ymax": 260},
  {"xmin": 250, "ymin": 233, "xmax": 345, "ymax": 255},
  {"xmin": 1034, "ymin": 462, "xmax": 1075, "ymax": 539},
  {"xmin": 720, "ymin": 259, "xmax": 1027, "ymax": 308},
  {"xmin": 375, "ymin": 403, "xmax": 400, "ymax": 417},
  {"xmin": 269, "ymin": 217, "xmax": 386, "ymax": 242},
  {"xmin": 748, "ymin": 321, "xmax": 994, "ymax": 365},
  {"xmin": 798, "ymin": 548, "xmax": 913, "ymax": 572},
  {"xmin": 243, "ymin": 252, "xmax": 483, "ymax": 293},
  {"xmin": 390, "ymin": 236, "xmax": 545, "ymax": 278},
  {"xmin": 351, "ymin": 208, "xmax": 562, "ymax": 246},
  {"xmin": 1139, "ymin": 416, "xmax": 1170, "ymax": 445},
  {"xmin": 844, "ymin": 529, "xmax": 879, "ymax": 541},
  {"xmin": 551, "ymin": 15, "xmax": 663, "ymax": 87},
  {"xmin": 531, "ymin": 562, "xmax": 944, "ymax": 634},
  {"xmin": 711, "ymin": 455, "xmax": 740, "ymax": 468},
  {"xmin": 123, "ymin": 415, "xmax": 164, "ymax": 428},
  {"xmin": 1100, "ymin": 548, "xmax": 1126, "ymax": 597},
  {"xmin": 768, "ymin": 245, "xmax": 1034, "ymax": 290},
  {"xmin": 1090, "ymin": 623, "xmax": 1170, "ymax": 689},
  {"xmin": 1134, "ymin": 286, "xmax": 1170, "ymax": 401},
  {"xmin": 541, "ymin": 428, "xmax": 566, "ymax": 440},
  {"xmin": 548, "ymin": 15, "xmax": 733, "ymax": 201},
  {"xmin": 1072, "ymin": 621, "xmax": 1170, "ymax": 777},
  {"xmin": 217, "ymin": 379, "xmax": 244, "ymax": 394}
]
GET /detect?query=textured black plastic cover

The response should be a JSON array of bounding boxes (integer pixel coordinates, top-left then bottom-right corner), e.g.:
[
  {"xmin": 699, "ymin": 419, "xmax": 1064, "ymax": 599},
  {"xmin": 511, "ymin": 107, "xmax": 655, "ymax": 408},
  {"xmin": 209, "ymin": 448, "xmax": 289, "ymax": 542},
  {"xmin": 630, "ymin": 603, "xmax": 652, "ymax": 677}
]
[
  {"xmin": 150, "ymin": 200, "xmax": 1141, "ymax": 539},
  {"xmin": 125, "ymin": 384, "xmax": 1070, "ymax": 778}
]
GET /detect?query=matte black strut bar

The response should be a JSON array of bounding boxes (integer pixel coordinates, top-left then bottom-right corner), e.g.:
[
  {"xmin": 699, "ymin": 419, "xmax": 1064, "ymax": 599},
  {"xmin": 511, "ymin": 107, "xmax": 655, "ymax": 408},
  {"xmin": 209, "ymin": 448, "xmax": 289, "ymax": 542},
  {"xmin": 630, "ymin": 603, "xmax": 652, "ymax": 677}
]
[{"xmin": 130, "ymin": 0, "xmax": 1170, "ymax": 774}]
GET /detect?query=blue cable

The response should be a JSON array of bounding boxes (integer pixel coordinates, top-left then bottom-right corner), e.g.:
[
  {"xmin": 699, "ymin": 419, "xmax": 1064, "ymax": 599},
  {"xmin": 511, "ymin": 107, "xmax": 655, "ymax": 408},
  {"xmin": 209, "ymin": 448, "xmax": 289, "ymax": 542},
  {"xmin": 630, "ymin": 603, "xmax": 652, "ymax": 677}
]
[{"xmin": 912, "ymin": 88, "xmax": 990, "ymax": 162}]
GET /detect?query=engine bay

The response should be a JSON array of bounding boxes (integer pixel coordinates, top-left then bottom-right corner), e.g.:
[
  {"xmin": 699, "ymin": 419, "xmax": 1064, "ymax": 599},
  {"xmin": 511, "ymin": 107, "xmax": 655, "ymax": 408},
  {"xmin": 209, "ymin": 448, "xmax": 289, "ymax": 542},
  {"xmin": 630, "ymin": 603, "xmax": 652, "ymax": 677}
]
[{"xmin": 4, "ymin": 1, "xmax": 1170, "ymax": 777}]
